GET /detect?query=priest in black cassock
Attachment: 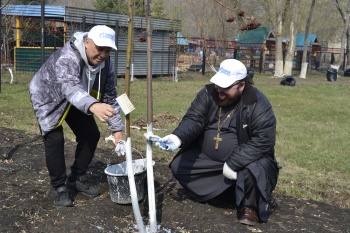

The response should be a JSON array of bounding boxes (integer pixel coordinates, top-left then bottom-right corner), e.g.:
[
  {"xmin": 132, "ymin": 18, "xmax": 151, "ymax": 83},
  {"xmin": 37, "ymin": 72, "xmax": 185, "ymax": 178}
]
[{"xmin": 157, "ymin": 59, "xmax": 280, "ymax": 226}]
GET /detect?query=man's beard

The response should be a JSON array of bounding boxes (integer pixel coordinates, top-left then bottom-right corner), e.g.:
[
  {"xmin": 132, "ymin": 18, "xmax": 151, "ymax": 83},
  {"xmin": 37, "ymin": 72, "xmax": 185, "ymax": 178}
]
[
  {"xmin": 213, "ymin": 90, "xmax": 241, "ymax": 107},
  {"xmin": 219, "ymin": 93, "xmax": 241, "ymax": 107}
]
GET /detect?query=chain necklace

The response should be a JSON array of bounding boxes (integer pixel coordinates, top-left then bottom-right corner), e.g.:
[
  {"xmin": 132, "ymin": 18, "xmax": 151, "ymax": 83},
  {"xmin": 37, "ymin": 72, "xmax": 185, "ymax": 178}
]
[{"xmin": 213, "ymin": 105, "xmax": 238, "ymax": 150}]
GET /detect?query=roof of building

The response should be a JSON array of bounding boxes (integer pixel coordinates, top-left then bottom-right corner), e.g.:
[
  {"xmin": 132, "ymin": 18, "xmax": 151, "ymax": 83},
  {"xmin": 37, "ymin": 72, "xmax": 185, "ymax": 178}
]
[
  {"xmin": 1, "ymin": 5, "xmax": 181, "ymax": 32},
  {"xmin": 295, "ymin": 34, "xmax": 319, "ymax": 47},
  {"xmin": 235, "ymin": 27, "xmax": 272, "ymax": 43},
  {"xmin": 2, "ymin": 5, "xmax": 65, "ymax": 19}
]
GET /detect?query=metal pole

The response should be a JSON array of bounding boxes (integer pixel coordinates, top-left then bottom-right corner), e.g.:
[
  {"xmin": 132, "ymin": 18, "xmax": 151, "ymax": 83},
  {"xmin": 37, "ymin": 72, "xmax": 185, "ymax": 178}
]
[
  {"xmin": 202, "ymin": 46, "xmax": 206, "ymax": 75},
  {"xmin": 0, "ymin": 0, "xmax": 2, "ymax": 93},
  {"xmin": 115, "ymin": 20, "xmax": 119, "ymax": 82},
  {"xmin": 82, "ymin": 16, "xmax": 86, "ymax": 31},
  {"xmin": 41, "ymin": 0, "xmax": 45, "ymax": 65},
  {"xmin": 259, "ymin": 49, "xmax": 263, "ymax": 73}
]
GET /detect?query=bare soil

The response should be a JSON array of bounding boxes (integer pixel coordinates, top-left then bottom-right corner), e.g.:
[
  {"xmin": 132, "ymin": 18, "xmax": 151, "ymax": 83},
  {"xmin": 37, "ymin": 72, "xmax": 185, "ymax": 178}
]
[{"xmin": 1, "ymin": 126, "xmax": 350, "ymax": 233}]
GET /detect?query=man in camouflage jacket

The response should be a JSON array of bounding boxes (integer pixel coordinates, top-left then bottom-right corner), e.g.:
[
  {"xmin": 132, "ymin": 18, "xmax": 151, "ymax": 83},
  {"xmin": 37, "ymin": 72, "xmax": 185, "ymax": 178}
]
[{"xmin": 29, "ymin": 25, "xmax": 123, "ymax": 207}]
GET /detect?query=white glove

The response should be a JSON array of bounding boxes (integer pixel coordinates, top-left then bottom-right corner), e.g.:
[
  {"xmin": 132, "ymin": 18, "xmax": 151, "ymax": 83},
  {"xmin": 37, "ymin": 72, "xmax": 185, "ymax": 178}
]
[
  {"xmin": 158, "ymin": 134, "xmax": 181, "ymax": 152},
  {"xmin": 105, "ymin": 135, "xmax": 125, "ymax": 156},
  {"xmin": 105, "ymin": 134, "xmax": 116, "ymax": 144},
  {"xmin": 223, "ymin": 162, "xmax": 237, "ymax": 180},
  {"xmin": 115, "ymin": 140, "xmax": 126, "ymax": 156}
]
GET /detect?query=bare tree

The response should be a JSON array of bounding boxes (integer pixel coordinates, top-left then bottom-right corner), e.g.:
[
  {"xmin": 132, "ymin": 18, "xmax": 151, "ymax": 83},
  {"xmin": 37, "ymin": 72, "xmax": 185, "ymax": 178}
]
[
  {"xmin": 334, "ymin": 0, "xmax": 350, "ymax": 71},
  {"xmin": 163, "ymin": 0, "xmax": 346, "ymax": 75},
  {"xmin": 299, "ymin": 0, "xmax": 316, "ymax": 78},
  {"xmin": 47, "ymin": 0, "xmax": 95, "ymax": 9},
  {"xmin": 0, "ymin": 0, "xmax": 11, "ymax": 10},
  {"xmin": 284, "ymin": 0, "xmax": 300, "ymax": 76},
  {"xmin": 273, "ymin": 0, "xmax": 285, "ymax": 77}
]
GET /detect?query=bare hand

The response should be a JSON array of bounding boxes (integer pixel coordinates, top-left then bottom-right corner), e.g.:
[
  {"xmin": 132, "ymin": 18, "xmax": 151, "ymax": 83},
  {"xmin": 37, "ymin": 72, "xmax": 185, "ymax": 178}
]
[
  {"xmin": 89, "ymin": 103, "xmax": 116, "ymax": 122},
  {"xmin": 113, "ymin": 131, "xmax": 123, "ymax": 145}
]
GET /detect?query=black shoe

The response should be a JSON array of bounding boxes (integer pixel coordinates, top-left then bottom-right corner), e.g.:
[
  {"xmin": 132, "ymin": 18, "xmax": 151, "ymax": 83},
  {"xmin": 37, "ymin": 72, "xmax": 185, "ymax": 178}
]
[
  {"xmin": 67, "ymin": 176, "xmax": 100, "ymax": 197},
  {"xmin": 53, "ymin": 186, "xmax": 73, "ymax": 207},
  {"xmin": 267, "ymin": 195, "xmax": 278, "ymax": 214}
]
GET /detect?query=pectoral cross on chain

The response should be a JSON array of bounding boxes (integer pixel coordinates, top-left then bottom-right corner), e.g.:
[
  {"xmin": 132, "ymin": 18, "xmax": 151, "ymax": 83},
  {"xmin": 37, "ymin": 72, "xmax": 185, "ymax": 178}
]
[{"xmin": 213, "ymin": 132, "xmax": 222, "ymax": 150}]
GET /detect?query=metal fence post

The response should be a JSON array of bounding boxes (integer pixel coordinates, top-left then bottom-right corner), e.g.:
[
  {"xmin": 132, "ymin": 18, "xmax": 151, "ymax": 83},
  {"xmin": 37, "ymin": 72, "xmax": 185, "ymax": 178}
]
[
  {"xmin": 82, "ymin": 16, "xmax": 86, "ymax": 31},
  {"xmin": 115, "ymin": 20, "xmax": 119, "ymax": 81},
  {"xmin": 41, "ymin": 0, "xmax": 45, "ymax": 65},
  {"xmin": 0, "ymin": 0, "xmax": 2, "ymax": 93}
]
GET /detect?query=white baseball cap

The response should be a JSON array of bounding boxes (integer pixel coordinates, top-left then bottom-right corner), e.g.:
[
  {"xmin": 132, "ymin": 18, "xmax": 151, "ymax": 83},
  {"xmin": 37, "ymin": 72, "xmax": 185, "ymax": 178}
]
[
  {"xmin": 88, "ymin": 25, "xmax": 117, "ymax": 50},
  {"xmin": 210, "ymin": 59, "xmax": 247, "ymax": 88}
]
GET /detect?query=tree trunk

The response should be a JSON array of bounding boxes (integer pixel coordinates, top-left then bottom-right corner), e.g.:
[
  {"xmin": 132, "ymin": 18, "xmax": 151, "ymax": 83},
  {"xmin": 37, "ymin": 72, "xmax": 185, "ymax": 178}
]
[
  {"xmin": 124, "ymin": 0, "xmax": 134, "ymax": 137},
  {"xmin": 274, "ymin": 0, "xmax": 284, "ymax": 77},
  {"xmin": 334, "ymin": 0, "xmax": 350, "ymax": 71},
  {"xmin": 346, "ymin": 27, "xmax": 350, "ymax": 70},
  {"xmin": 337, "ymin": 23, "xmax": 347, "ymax": 70},
  {"xmin": 299, "ymin": 0, "xmax": 316, "ymax": 78},
  {"xmin": 284, "ymin": 0, "xmax": 300, "ymax": 76}
]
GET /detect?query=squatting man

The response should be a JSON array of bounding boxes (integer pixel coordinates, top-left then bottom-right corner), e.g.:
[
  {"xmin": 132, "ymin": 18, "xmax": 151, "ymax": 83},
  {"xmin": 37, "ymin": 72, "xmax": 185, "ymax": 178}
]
[{"xmin": 153, "ymin": 59, "xmax": 280, "ymax": 226}]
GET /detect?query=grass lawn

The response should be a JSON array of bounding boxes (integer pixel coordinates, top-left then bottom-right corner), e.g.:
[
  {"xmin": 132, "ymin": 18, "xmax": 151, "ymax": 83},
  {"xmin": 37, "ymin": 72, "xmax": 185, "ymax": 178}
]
[{"xmin": 1, "ymin": 69, "xmax": 349, "ymax": 208}]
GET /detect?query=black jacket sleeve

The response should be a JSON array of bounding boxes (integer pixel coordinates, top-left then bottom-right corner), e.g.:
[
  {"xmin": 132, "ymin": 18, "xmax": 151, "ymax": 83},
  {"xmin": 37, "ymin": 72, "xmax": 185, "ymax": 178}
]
[{"xmin": 172, "ymin": 87, "xmax": 210, "ymax": 148}]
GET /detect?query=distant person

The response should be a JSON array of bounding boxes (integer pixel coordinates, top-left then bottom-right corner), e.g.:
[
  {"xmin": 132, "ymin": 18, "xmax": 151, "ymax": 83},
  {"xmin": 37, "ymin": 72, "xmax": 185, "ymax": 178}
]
[
  {"xmin": 157, "ymin": 59, "xmax": 280, "ymax": 225},
  {"xmin": 29, "ymin": 25, "xmax": 124, "ymax": 207},
  {"xmin": 210, "ymin": 50, "xmax": 218, "ymax": 66},
  {"xmin": 315, "ymin": 60, "xmax": 320, "ymax": 70},
  {"xmin": 227, "ymin": 52, "xmax": 234, "ymax": 59}
]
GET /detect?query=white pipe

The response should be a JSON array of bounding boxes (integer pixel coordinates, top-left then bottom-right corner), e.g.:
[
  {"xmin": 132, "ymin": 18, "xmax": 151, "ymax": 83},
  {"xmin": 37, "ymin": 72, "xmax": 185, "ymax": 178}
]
[
  {"xmin": 131, "ymin": 63, "xmax": 134, "ymax": 82},
  {"xmin": 175, "ymin": 66, "xmax": 178, "ymax": 82},
  {"xmin": 146, "ymin": 124, "xmax": 157, "ymax": 232},
  {"xmin": 9, "ymin": 68, "xmax": 14, "ymax": 84},
  {"xmin": 172, "ymin": 65, "xmax": 175, "ymax": 81},
  {"xmin": 125, "ymin": 137, "xmax": 145, "ymax": 233}
]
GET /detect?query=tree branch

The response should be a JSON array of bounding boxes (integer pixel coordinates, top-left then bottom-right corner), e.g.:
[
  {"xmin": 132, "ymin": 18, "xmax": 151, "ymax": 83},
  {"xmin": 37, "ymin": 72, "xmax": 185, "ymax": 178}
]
[{"xmin": 0, "ymin": 0, "xmax": 12, "ymax": 10}]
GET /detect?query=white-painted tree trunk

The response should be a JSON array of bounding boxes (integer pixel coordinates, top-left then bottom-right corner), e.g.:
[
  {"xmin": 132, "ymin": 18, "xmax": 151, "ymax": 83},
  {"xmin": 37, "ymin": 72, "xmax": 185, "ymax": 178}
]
[
  {"xmin": 284, "ymin": 0, "xmax": 300, "ymax": 76},
  {"xmin": 125, "ymin": 138, "xmax": 146, "ymax": 233},
  {"xmin": 273, "ymin": 0, "xmax": 284, "ymax": 78},
  {"xmin": 274, "ymin": 59, "xmax": 284, "ymax": 77},
  {"xmin": 284, "ymin": 60, "xmax": 293, "ymax": 76},
  {"xmin": 299, "ymin": 62, "xmax": 308, "ymax": 78}
]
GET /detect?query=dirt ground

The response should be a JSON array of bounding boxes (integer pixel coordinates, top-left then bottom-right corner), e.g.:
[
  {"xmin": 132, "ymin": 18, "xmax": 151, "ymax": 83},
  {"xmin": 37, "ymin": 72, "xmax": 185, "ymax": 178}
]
[{"xmin": 1, "ymin": 126, "xmax": 350, "ymax": 233}]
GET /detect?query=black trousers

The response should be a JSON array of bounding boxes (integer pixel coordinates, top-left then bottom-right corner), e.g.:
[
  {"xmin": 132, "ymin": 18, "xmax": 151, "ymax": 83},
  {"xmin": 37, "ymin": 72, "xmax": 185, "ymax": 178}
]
[
  {"xmin": 242, "ymin": 168, "xmax": 258, "ymax": 210},
  {"xmin": 43, "ymin": 106, "xmax": 100, "ymax": 189},
  {"xmin": 220, "ymin": 168, "xmax": 258, "ymax": 210}
]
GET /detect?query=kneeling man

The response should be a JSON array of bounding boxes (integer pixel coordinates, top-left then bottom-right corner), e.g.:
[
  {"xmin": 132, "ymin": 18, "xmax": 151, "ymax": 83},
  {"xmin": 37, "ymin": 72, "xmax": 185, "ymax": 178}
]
[{"xmin": 158, "ymin": 59, "xmax": 280, "ymax": 225}]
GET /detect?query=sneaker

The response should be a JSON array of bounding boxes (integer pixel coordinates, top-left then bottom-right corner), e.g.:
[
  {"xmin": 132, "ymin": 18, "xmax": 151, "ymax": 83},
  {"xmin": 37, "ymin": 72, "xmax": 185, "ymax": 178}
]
[
  {"xmin": 53, "ymin": 186, "xmax": 73, "ymax": 207},
  {"xmin": 67, "ymin": 175, "xmax": 100, "ymax": 197}
]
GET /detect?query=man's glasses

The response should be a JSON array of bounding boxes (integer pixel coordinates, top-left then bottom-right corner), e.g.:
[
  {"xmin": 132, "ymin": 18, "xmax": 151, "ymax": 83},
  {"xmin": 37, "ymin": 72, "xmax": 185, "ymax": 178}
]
[{"xmin": 216, "ymin": 80, "xmax": 243, "ymax": 91}]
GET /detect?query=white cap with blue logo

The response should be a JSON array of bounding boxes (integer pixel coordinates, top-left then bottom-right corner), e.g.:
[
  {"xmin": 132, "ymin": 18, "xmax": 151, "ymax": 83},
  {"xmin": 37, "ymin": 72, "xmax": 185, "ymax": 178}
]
[
  {"xmin": 88, "ymin": 25, "xmax": 117, "ymax": 50},
  {"xmin": 210, "ymin": 59, "xmax": 247, "ymax": 88}
]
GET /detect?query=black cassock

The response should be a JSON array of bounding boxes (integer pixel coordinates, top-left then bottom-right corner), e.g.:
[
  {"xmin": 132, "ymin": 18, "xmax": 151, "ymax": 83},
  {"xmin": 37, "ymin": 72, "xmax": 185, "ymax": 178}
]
[
  {"xmin": 170, "ymin": 105, "xmax": 279, "ymax": 222},
  {"xmin": 170, "ymin": 106, "xmax": 238, "ymax": 202}
]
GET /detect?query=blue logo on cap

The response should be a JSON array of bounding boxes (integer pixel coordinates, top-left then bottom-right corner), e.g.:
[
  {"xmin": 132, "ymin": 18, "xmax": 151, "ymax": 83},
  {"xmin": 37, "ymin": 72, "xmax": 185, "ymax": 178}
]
[
  {"xmin": 219, "ymin": 67, "xmax": 231, "ymax": 76},
  {"xmin": 99, "ymin": 32, "xmax": 115, "ymax": 41}
]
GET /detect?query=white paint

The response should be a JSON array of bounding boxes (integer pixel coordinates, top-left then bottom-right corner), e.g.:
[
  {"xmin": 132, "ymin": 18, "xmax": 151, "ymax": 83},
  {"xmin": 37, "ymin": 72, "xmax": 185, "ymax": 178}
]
[{"xmin": 146, "ymin": 123, "xmax": 158, "ymax": 233}]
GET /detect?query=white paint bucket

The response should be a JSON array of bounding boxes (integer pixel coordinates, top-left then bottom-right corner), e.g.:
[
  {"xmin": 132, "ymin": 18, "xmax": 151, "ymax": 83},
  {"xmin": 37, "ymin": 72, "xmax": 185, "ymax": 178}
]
[{"xmin": 104, "ymin": 158, "xmax": 154, "ymax": 204}]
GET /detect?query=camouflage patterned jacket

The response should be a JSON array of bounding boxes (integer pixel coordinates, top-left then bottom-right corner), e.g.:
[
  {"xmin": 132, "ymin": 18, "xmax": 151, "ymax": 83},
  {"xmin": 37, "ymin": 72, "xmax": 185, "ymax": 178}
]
[{"xmin": 29, "ymin": 32, "xmax": 123, "ymax": 136}]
